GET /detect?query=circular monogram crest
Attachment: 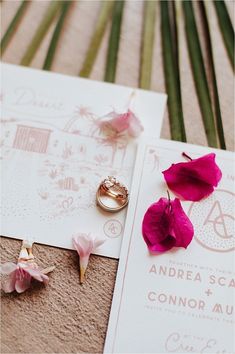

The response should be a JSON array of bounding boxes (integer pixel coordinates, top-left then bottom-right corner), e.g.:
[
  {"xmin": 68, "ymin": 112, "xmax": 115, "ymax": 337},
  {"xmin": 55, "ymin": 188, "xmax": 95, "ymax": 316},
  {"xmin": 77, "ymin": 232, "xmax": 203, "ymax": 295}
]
[
  {"xmin": 188, "ymin": 189, "xmax": 235, "ymax": 252},
  {"xmin": 103, "ymin": 219, "xmax": 123, "ymax": 238}
]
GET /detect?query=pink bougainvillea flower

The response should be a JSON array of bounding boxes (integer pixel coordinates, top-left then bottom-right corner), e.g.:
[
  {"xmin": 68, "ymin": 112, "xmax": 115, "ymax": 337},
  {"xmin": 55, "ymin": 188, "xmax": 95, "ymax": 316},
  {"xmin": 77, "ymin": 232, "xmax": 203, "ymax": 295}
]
[
  {"xmin": 0, "ymin": 261, "xmax": 51, "ymax": 293},
  {"xmin": 98, "ymin": 109, "xmax": 144, "ymax": 138},
  {"xmin": 73, "ymin": 233, "xmax": 106, "ymax": 283},
  {"xmin": 162, "ymin": 153, "xmax": 222, "ymax": 201},
  {"xmin": 142, "ymin": 196, "xmax": 194, "ymax": 253}
]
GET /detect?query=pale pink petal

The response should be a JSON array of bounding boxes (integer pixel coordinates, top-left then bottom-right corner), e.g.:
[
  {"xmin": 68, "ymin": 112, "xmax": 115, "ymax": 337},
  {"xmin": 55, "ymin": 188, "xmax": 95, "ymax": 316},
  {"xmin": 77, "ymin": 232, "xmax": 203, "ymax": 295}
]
[
  {"xmin": 93, "ymin": 237, "xmax": 106, "ymax": 250},
  {"xmin": 73, "ymin": 234, "xmax": 93, "ymax": 257},
  {"xmin": 1, "ymin": 253, "xmax": 53, "ymax": 293},
  {"xmin": 23, "ymin": 266, "xmax": 49, "ymax": 285},
  {"xmin": 0, "ymin": 262, "xmax": 17, "ymax": 275},
  {"xmin": 98, "ymin": 109, "xmax": 143, "ymax": 137},
  {"xmin": 73, "ymin": 233, "xmax": 104, "ymax": 283},
  {"xmin": 24, "ymin": 267, "xmax": 45, "ymax": 282},
  {"xmin": 107, "ymin": 112, "xmax": 130, "ymax": 133},
  {"xmin": 2, "ymin": 271, "xmax": 16, "ymax": 293},
  {"xmin": 15, "ymin": 271, "xmax": 31, "ymax": 293},
  {"xmin": 73, "ymin": 238, "xmax": 86, "ymax": 257},
  {"xmin": 128, "ymin": 111, "xmax": 144, "ymax": 137},
  {"xmin": 40, "ymin": 273, "xmax": 49, "ymax": 285}
]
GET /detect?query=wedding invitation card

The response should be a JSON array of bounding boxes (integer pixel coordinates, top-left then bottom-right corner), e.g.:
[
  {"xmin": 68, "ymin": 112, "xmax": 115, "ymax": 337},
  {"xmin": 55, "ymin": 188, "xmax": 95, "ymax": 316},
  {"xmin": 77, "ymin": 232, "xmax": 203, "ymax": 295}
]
[
  {"xmin": 0, "ymin": 63, "xmax": 166, "ymax": 258},
  {"xmin": 104, "ymin": 139, "xmax": 234, "ymax": 353}
]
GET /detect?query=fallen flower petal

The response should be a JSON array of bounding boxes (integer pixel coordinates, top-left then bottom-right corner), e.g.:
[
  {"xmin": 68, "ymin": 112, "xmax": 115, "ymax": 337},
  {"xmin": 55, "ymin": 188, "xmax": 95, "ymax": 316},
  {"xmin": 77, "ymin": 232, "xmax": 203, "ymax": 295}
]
[
  {"xmin": 1, "ymin": 240, "xmax": 54, "ymax": 294},
  {"xmin": 73, "ymin": 233, "xmax": 106, "ymax": 283},
  {"xmin": 2, "ymin": 272, "xmax": 16, "ymax": 293},
  {"xmin": 98, "ymin": 109, "xmax": 144, "ymax": 138},
  {"xmin": 15, "ymin": 269, "xmax": 32, "ymax": 293},
  {"xmin": 142, "ymin": 197, "xmax": 194, "ymax": 253},
  {"xmin": 24, "ymin": 265, "xmax": 49, "ymax": 284},
  {"xmin": 0, "ymin": 262, "xmax": 17, "ymax": 275},
  {"xmin": 172, "ymin": 198, "xmax": 195, "ymax": 248},
  {"xmin": 1, "ymin": 263, "xmax": 50, "ymax": 293},
  {"xmin": 162, "ymin": 153, "xmax": 222, "ymax": 201},
  {"xmin": 128, "ymin": 110, "xmax": 144, "ymax": 137}
]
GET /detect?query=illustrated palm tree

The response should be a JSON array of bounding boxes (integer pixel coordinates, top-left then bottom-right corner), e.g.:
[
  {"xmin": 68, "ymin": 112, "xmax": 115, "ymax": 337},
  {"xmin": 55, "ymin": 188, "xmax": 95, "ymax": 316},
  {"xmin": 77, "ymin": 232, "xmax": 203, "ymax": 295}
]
[
  {"xmin": 99, "ymin": 134, "xmax": 127, "ymax": 168},
  {"xmin": 63, "ymin": 105, "xmax": 96, "ymax": 134}
]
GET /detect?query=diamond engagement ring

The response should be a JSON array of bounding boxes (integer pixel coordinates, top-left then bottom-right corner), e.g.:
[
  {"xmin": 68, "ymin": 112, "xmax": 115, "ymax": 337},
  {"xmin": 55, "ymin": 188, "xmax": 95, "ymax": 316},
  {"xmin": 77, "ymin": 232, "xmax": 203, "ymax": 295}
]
[{"xmin": 96, "ymin": 176, "xmax": 129, "ymax": 212}]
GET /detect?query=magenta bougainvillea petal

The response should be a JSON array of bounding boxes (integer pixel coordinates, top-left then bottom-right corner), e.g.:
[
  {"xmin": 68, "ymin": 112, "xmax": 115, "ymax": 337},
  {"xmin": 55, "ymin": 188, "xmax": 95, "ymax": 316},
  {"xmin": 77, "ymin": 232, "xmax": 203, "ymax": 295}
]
[
  {"xmin": 142, "ymin": 197, "xmax": 194, "ymax": 253},
  {"xmin": 172, "ymin": 198, "xmax": 194, "ymax": 248},
  {"xmin": 162, "ymin": 153, "xmax": 222, "ymax": 201}
]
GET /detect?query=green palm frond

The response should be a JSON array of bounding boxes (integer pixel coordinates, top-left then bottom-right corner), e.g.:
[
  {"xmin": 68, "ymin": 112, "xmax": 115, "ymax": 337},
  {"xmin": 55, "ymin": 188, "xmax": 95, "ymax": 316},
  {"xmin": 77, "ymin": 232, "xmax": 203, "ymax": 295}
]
[
  {"xmin": 43, "ymin": 1, "xmax": 72, "ymax": 71},
  {"xmin": 1, "ymin": 1, "xmax": 29, "ymax": 54},
  {"xmin": 161, "ymin": 1, "xmax": 186, "ymax": 142},
  {"xmin": 183, "ymin": 1, "xmax": 218, "ymax": 147},
  {"xmin": 139, "ymin": 1, "xmax": 156, "ymax": 89},
  {"xmin": 80, "ymin": 1, "xmax": 115, "ymax": 78},
  {"xmin": 198, "ymin": 1, "xmax": 226, "ymax": 149},
  {"xmin": 21, "ymin": 1, "xmax": 62, "ymax": 66},
  {"xmin": 104, "ymin": 0, "xmax": 125, "ymax": 83},
  {"xmin": 214, "ymin": 0, "xmax": 234, "ymax": 71}
]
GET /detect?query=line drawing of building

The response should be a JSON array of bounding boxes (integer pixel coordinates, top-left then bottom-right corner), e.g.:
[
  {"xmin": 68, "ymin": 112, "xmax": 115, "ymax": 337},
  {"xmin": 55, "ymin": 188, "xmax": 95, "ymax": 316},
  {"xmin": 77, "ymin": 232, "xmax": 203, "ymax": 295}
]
[{"xmin": 13, "ymin": 125, "xmax": 52, "ymax": 154}]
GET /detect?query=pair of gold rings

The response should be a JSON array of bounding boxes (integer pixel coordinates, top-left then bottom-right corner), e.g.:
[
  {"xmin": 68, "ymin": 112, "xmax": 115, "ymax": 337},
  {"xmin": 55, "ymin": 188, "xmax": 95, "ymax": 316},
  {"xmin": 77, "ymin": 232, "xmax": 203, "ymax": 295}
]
[{"xmin": 96, "ymin": 176, "xmax": 129, "ymax": 212}]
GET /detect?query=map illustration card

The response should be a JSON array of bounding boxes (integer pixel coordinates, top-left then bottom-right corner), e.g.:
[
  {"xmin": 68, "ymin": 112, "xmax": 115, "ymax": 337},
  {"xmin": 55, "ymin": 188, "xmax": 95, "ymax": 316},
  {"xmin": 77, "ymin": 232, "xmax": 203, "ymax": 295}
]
[
  {"xmin": 0, "ymin": 63, "xmax": 166, "ymax": 258},
  {"xmin": 104, "ymin": 139, "xmax": 234, "ymax": 352}
]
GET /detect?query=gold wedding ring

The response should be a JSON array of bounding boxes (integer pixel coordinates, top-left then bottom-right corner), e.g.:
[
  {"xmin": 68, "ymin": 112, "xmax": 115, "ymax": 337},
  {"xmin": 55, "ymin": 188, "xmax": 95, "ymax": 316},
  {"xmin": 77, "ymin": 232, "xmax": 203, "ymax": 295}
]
[{"xmin": 96, "ymin": 176, "xmax": 129, "ymax": 212}]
